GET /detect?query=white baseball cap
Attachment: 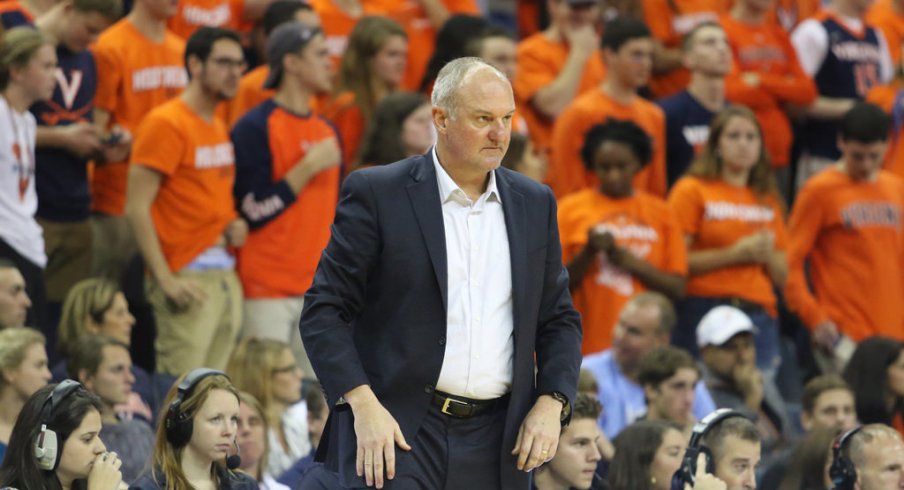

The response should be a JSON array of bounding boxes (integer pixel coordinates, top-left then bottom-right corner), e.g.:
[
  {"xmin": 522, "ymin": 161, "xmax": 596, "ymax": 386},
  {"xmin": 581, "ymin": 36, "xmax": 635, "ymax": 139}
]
[{"xmin": 696, "ymin": 305, "xmax": 756, "ymax": 348}]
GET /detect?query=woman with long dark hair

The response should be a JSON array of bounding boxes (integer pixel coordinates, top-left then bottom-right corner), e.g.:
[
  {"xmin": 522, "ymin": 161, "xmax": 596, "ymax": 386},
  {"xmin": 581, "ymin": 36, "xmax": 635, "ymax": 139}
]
[
  {"xmin": 607, "ymin": 420, "xmax": 684, "ymax": 490},
  {"xmin": 0, "ymin": 381, "xmax": 125, "ymax": 490},
  {"xmin": 843, "ymin": 336, "xmax": 904, "ymax": 433}
]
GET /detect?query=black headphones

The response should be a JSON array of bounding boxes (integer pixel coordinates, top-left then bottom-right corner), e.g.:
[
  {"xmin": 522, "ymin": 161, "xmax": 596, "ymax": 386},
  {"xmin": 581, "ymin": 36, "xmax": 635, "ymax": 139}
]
[
  {"xmin": 829, "ymin": 426, "xmax": 863, "ymax": 490},
  {"xmin": 165, "ymin": 368, "xmax": 229, "ymax": 447},
  {"xmin": 34, "ymin": 380, "xmax": 86, "ymax": 471},
  {"xmin": 670, "ymin": 408, "xmax": 748, "ymax": 490}
]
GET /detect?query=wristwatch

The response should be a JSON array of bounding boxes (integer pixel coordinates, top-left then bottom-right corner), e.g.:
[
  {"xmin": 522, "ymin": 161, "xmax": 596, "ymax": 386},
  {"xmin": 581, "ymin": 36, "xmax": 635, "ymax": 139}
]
[{"xmin": 546, "ymin": 391, "xmax": 571, "ymax": 425}]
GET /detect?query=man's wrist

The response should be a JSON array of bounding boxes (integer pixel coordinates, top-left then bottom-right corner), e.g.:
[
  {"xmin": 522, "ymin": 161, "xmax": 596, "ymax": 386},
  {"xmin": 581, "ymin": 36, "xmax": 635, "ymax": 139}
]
[{"xmin": 543, "ymin": 392, "xmax": 570, "ymax": 425}]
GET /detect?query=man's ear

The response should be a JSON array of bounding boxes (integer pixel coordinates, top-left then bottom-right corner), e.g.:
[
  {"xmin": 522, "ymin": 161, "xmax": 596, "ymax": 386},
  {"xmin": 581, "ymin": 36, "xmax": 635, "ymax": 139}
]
[
  {"xmin": 800, "ymin": 411, "xmax": 812, "ymax": 432},
  {"xmin": 78, "ymin": 369, "xmax": 93, "ymax": 389},
  {"xmin": 432, "ymin": 107, "xmax": 447, "ymax": 132}
]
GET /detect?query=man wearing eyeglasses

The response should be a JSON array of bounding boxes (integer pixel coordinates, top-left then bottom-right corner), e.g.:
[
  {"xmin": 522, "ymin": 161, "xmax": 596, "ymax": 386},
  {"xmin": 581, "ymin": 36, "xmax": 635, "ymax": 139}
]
[{"xmin": 125, "ymin": 27, "xmax": 248, "ymax": 375}]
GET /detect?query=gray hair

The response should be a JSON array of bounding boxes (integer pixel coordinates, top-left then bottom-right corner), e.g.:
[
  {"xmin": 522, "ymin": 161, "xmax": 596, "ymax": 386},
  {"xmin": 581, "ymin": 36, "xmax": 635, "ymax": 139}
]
[{"xmin": 431, "ymin": 56, "xmax": 509, "ymax": 119}]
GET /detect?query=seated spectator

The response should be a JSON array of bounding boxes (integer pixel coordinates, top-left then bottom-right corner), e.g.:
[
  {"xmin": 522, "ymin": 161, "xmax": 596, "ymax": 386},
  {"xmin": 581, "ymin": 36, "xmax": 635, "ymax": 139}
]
[
  {"xmin": 322, "ymin": 16, "xmax": 408, "ymax": 170},
  {"xmin": 533, "ymin": 392, "xmax": 608, "ymax": 490},
  {"xmin": 226, "ymin": 338, "xmax": 309, "ymax": 478},
  {"xmin": 55, "ymin": 278, "xmax": 151, "ymax": 420},
  {"xmin": 357, "ymin": 91, "xmax": 433, "ymax": 167},
  {"xmin": 784, "ymin": 103, "xmax": 904, "ymax": 350},
  {"xmin": 637, "ymin": 346, "xmax": 702, "ymax": 432},
  {"xmin": 0, "ymin": 381, "xmax": 126, "ymax": 489},
  {"xmin": 236, "ymin": 391, "xmax": 290, "ymax": 490},
  {"xmin": 465, "ymin": 26, "xmax": 526, "ymax": 135},
  {"xmin": 277, "ymin": 381, "xmax": 328, "ymax": 488},
  {"xmin": 607, "ymin": 420, "xmax": 685, "ymax": 490},
  {"xmin": 0, "ymin": 259, "xmax": 30, "ymax": 329},
  {"xmin": 801, "ymin": 374, "xmax": 857, "ymax": 432},
  {"xmin": 500, "ymin": 132, "xmax": 547, "ymax": 183},
  {"xmin": 776, "ymin": 427, "xmax": 838, "ymax": 490},
  {"xmin": 843, "ymin": 337, "xmax": 904, "ymax": 434},
  {"xmin": 559, "ymin": 120, "xmax": 686, "ymax": 354},
  {"xmin": 67, "ymin": 335, "xmax": 154, "ymax": 484},
  {"xmin": 829, "ymin": 424, "xmax": 904, "ymax": 490},
  {"xmin": 130, "ymin": 369, "xmax": 257, "ymax": 489},
  {"xmin": 0, "ymin": 327, "xmax": 51, "ymax": 461},
  {"xmin": 418, "ymin": 15, "xmax": 488, "ymax": 93},
  {"xmin": 582, "ymin": 292, "xmax": 716, "ymax": 439},
  {"xmin": 698, "ymin": 306, "xmax": 791, "ymax": 461},
  {"xmin": 684, "ymin": 412, "xmax": 762, "ymax": 490},
  {"xmin": 667, "ymin": 106, "xmax": 787, "ymax": 375}
]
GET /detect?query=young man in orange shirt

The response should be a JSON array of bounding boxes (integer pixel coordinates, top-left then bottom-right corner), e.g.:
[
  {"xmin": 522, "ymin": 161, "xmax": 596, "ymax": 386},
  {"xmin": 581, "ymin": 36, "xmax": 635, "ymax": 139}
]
[
  {"xmin": 785, "ymin": 103, "xmax": 904, "ymax": 351},
  {"xmin": 90, "ymin": 0, "xmax": 187, "ymax": 283},
  {"xmin": 867, "ymin": 0, "xmax": 904, "ymax": 66},
  {"xmin": 512, "ymin": 0, "xmax": 606, "ymax": 154},
  {"xmin": 125, "ymin": 27, "xmax": 248, "ymax": 375},
  {"xmin": 231, "ymin": 22, "xmax": 341, "ymax": 379},
  {"xmin": 550, "ymin": 17, "xmax": 666, "ymax": 199}
]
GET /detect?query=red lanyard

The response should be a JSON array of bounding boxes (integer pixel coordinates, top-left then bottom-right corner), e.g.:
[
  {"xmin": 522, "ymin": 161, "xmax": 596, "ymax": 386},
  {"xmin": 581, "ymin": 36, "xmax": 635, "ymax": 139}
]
[{"xmin": 4, "ymin": 95, "xmax": 33, "ymax": 202}]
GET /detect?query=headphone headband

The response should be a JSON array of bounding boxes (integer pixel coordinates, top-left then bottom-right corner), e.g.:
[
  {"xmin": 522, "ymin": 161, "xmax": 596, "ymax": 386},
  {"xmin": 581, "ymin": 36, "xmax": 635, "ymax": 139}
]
[
  {"xmin": 670, "ymin": 409, "xmax": 749, "ymax": 490},
  {"xmin": 165, "ymin": 368, "xmax": 230, "ymax": 447},
  {"xmin": 35, "ymin": 380, "xmax": 86, "ymax": 471},
  {"xmin": 830, "ymin": 426, "xmax": 863, "ymax": 490}
]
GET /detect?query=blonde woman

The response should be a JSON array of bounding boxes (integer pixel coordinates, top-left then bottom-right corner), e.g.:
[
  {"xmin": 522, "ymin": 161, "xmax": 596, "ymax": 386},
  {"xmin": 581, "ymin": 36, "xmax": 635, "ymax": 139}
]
[
  {"xmin": 226, "ymin": 338, "xmax": 308, "ymax": 478},
  {"xmin": 0, "ymin": 327, "xmax": 51, "ymax": 462},
  {"xmin": 130, "ymin": 369, "xmax": 256, "ymax": 489}
]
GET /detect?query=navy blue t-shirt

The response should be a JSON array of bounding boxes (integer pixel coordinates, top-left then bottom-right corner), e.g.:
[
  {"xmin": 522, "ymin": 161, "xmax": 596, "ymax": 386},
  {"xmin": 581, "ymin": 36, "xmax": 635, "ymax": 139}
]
[
  {"xmin": 657, "ymin": 90, "xmax": 716, "ymax": 188},
  {"xmin": 32, "ymin": 44, "xmax": 98, "ymax": 222}
]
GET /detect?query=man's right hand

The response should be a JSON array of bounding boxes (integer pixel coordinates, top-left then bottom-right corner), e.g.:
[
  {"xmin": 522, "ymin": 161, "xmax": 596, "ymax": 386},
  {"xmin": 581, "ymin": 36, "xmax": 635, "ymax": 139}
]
[
  {"xmin": 732, "ymin": 231, "xmax": 772, "ymax": 264},
  {"xmin": 305, "ymin": 138, "xmax": 342, "ymax": 173},
  {"xmin": 812, "ymin": 320, "xmax": 840, "ymax": 354},
  {"xmin": 346, "ymin": 386, "xmax": 411, "ymax": 489},
  {"xmin": 685, "ymin": 453, "xmax": 727, "ymax": 490},
  {"xmin": 63, "ymin": 122, "xmax": 103, "ymax": 158},
  {"xmin": 733, "ymin": 363, "xmax": 764, "ymax": 411},
  {"xmin": 159, "ymin": 275, "xmax": 206, "ymax": 310},
  {"xmin": 564, "ymin": 24, "xmax": 599, "ymax": 60}
]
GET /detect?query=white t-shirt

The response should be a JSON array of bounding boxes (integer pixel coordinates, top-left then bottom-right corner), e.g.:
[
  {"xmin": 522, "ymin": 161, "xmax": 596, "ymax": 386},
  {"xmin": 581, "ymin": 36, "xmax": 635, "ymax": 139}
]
[{"xmin": 0, "ymin": 95, "xmax": 45, "ymax": 267}]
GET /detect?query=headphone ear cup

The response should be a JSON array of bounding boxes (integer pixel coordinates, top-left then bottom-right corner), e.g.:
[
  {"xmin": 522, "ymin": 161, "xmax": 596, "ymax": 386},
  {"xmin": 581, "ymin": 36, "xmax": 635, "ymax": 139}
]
[
  {"xmin": 165, "ymin": 405, "xmax": 193, "ymax": 447},
  {"xmin": 34, "ymin": 427, "xmax": 59, "ymax": 471},
  {"xmin": 830, "ymin": 455, "xmax": 857, "ymax": 490}
]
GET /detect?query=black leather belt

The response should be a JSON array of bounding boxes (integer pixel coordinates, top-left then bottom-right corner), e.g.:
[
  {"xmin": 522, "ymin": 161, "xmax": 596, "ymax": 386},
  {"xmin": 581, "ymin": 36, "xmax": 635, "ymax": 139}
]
[{"xmin": 431, "ymin": 391, "xmax": 509, "ymax": 418}]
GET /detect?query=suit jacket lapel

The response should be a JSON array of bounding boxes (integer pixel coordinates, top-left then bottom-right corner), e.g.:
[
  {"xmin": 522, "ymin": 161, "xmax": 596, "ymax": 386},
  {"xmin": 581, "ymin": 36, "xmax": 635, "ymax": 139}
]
[
  {"xmin": 496, "ymin": 169, "xmax": 526, "ymax": 334},
  {"xmin": 406, "ymin": 155, "xmax": 448, "ymax": 312}
]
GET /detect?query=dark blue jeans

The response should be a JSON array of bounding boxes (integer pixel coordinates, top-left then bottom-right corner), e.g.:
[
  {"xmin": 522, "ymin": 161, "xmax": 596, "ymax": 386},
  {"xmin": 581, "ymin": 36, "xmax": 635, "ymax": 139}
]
[{"xmin": 673, "ymin": 296, "xmax": 781, "ymax": 375}]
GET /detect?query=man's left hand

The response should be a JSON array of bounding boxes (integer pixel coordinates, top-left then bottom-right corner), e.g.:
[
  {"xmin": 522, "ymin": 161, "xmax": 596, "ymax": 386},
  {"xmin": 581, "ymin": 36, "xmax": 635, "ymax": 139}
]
[{"xmin": 511, "ymin": 395, "xmax": 563, "ymax": 472}]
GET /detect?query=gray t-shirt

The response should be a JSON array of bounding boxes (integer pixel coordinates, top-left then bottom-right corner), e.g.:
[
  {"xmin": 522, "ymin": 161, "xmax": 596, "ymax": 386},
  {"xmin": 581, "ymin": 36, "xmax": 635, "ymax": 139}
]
[{"xmin": 102, "ymin": 418, "xmax": 155, "ymax": 484}]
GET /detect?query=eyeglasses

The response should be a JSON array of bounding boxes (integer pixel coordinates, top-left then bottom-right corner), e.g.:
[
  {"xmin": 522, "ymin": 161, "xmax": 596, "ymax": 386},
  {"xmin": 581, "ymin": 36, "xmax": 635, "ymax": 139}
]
[{"xmin": 208, "ymin": 56, "xmax": 247, "ymax": 71}]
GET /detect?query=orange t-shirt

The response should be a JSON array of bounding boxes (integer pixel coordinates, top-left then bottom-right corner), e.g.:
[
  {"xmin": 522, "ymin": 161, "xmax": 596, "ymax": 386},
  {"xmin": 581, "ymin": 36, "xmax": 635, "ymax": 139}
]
[
  {"xmin": 167, "ymin": 0, "xmax": 245, "ymax": 40},
  {"xmin": 549, "ymin": 89, "xmax": 666, "ymax": 199},
  {"xmin": 131, "ymin": 98, "xmax": 237, "ymax": 272},
  {"xmin": 867, "ymin": 0, "xmax": 904, "ymax": 65},
  {"xmin": 322, "ymin": 91, "xmax": 363, "ymax": 171},
  {"xmin": 667, "ymin": 176, "xmax": 787, "ymax": 314},
  {"xmin": 232, "ymin": 100, "xmax": 340, "ymax": 298},
  {"xmin": 643, "ymin": 0, "xmax": 725, "ymax": 98},
  {"xmin": 783, "ymin": 167, "xmax": 904, "ymax": 341},
  {"xmin": 311, "ymin": 0, "xmax": 386, "ymax": 69},
  {"xmin": 558, "ymin": 189, "xmax": 688, "ymax": 355},
  {"xmin": 866, "ymin": 84, "xmax": 904, "ymax": 179},
  {"xmin": 91, "ymin": 19, "xmax": 187, "ymax": 216},
  {"xmin": 376, "ymin": 0, "xmax": 479, "ymax": 91},
  {"xmin": 513, "ymin": 32, "xmax": 606, "ymax": 154},
  {"xmin": 767, "ymin": 0, "xmax": 821, "ymax": 32},
  {"xmin": 721, "ymin": 14, "xmax": 817, "ymax": 167}
]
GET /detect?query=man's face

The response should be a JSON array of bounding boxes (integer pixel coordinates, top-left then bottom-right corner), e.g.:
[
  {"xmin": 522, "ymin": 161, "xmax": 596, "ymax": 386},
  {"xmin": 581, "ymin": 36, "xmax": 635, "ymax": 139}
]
[
  {"xmin": 612, "ymin": 303, "xmax": 667, "ymax": 373},
  {"xmin": 857, "ymin": 437, "xmax": 904, "ymax": 490},
  {"xmin": 547, "ymin": 0, "xmax": 600, "ymax": 32},
  {"xmin": 198, "ymin": 39, "xmax": 245, "ymax": 101},
  {"xmin": 802, "ymin": 388, "xmax": 857, "ymax": 431},
  {"xmin": 605, "ymin": 37, "xmax": 654, "ymax": 90},
  {"xmin": 0, "ymin": 267, "xmax": 30, "ymax": 329},
  {"xmin": 701, "ymin": 333, "xmax": 756, "ymax": 381},
  {"xmin": 544, "ymin": 418, "xmax": 602, "ymax": 489},
  {"xmin": 61, "ymin": 8, "xmax": 112, "ymax": 52},
  {"xmin": 288, "ymin": 34, "xmax": 333, "ymax": 94},
  {"xmin": 684, "ymin": 25, "xmax": 731, "ymax": 77},
  {"xmin": 432, "ymin": 69, "xmax": 514, "ymax": 173},
  {"xmin": 480, "ymin": 36, "xmax": 517, "ymax": 81},
  {"xmin": 713, "ymin": 435, "xmax": 760, "ymax": 490},
  {"xmin": 84, "ymin": 345, "xmax": 134, "ymax": 407},
  {"xmin": 839, "ymin": 139, "xmax": 887, "ymax": 182},
  {"xmin": 645, "ymin": 367, "xmax": 698, "ymax": 426}
]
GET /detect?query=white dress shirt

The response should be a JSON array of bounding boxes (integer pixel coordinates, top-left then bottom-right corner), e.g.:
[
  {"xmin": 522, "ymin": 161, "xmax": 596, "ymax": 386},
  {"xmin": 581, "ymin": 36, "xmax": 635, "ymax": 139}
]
[{"xmin": 432, "ymin": 147, "xmax": 514, "ymax": 400}]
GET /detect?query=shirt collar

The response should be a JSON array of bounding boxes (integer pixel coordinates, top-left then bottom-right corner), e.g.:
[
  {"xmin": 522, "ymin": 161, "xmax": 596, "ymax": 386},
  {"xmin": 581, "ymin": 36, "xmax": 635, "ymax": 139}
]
[{"xmin": 431, "ymin": 146, "xmax": 500, "ymax": 205}]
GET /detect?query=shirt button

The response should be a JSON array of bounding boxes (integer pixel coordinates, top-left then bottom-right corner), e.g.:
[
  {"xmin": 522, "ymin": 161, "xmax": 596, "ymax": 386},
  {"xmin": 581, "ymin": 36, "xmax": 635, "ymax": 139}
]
[{"xmin": 424, "ymin": 384, "xmax": 434, "ymax": 394}]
